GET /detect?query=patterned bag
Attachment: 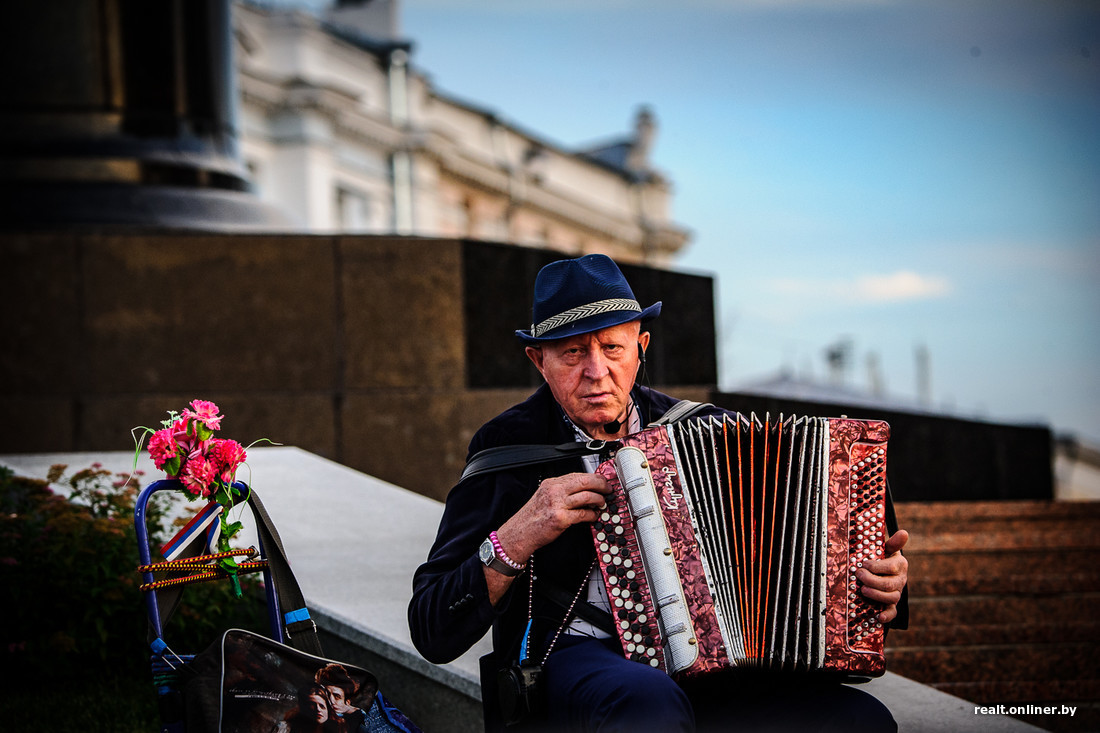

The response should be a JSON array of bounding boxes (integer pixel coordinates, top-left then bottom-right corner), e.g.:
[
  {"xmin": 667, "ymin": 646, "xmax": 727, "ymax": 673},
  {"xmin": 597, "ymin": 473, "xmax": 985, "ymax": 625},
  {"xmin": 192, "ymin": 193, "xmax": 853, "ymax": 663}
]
[{"xmin": 180, "ymin": 628, "xmax": 418, "ymax": 732}]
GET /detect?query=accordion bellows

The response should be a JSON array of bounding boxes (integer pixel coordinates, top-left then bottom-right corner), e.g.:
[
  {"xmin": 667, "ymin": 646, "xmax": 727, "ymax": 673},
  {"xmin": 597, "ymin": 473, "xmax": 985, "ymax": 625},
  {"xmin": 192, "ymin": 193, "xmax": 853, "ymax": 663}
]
[{"xmin": 592, "ymin": 413, "xmax": 890, "ymax": 680}]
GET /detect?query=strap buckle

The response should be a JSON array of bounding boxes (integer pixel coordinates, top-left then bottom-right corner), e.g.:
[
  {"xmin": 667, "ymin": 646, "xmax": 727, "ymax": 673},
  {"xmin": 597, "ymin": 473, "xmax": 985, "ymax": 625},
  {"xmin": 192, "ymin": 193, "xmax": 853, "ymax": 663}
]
[
  {"xmin": 284, "ymin": 607, "xmax": 316, "ymax": 639},
  {"xmin": 586, "ymin": 438, "xmax": 620, "ymax": 461},
  {"xmin": 285, "ymin": 618, "xmax": 317, "ymax": 638}
]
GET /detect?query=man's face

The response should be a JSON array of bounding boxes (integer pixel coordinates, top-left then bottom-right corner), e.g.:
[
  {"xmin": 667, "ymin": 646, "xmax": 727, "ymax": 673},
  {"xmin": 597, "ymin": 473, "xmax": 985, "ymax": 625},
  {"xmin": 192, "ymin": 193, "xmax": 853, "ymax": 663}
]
[
  {"xmin": 325, "ymin": 685, "xmax": 352, "ymax": 715},
  {"xmin": 526, "ymin": 321, "xmax": 649, "ymax": 440}
]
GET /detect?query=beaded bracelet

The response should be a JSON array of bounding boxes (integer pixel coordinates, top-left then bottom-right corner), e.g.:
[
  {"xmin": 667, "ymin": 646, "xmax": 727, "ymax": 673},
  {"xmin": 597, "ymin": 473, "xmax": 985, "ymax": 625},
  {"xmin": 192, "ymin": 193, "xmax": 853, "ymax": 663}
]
[{"xmin": 489, "ymin": 530, "xmax": 526, "ymax": 571}]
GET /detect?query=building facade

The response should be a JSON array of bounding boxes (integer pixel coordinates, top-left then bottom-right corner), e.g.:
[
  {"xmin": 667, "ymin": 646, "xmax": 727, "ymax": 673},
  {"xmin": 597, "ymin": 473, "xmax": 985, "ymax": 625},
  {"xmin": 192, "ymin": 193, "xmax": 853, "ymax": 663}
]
[{"xmin": 234, "ymin": 0, "xmax": 690, "ymax": 264}]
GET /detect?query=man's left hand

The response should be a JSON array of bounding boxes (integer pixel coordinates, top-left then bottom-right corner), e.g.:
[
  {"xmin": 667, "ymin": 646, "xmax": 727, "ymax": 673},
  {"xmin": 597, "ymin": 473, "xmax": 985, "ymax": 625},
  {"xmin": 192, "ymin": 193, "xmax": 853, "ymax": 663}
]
[{"xmin": 857, "ymin": 528, "xmax": 909, "ymax": 624}]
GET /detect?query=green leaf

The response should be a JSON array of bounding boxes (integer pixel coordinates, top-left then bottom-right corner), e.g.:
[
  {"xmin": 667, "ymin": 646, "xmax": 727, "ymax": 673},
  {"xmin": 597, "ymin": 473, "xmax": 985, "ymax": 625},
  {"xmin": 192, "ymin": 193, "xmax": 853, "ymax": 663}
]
[
  {"xmin": 223, "ymin": 520, "xmax": 243, "ymax": 540},
  {"xmin": 213, "ymin": 483, "xmax": 233, "ymax": 505},
  {"xmin": 164, "ymin": 456, "xmax": 180, "ymax": 476}
]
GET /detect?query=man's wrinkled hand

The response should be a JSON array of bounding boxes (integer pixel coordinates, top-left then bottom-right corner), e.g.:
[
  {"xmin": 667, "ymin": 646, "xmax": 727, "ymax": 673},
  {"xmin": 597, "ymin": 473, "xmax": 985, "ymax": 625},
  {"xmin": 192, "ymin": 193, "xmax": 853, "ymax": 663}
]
[{"xmin": 497, "ymin": 473, "xmax": 610, "ymax": 565}]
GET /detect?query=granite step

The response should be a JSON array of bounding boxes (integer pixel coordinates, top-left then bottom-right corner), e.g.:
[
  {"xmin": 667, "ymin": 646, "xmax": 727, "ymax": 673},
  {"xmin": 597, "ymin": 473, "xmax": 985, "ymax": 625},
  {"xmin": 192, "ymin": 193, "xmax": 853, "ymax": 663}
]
[
  {"xmin": 909, "ymin": 571, "xmax": 1100, "ymax": 597},
  {"xmin": 905, "ymin": 548, "xmax": 1097, "ymax": 578},
  {"xmin": 906, "ymin": 593, "xmax": 1100, "ymax": 627},
  {"xmin": 904, "ymin": 527, "xmax": 1100, "ymax": 553},
  {"xmin": 888, "ymin": 500, "xmax": 1099, "ymax": 731},
  {"xmin": 887, "ymin": 642, "xmax": 1100, "ymax": 683},
  {"xmin": 887, "ymin": 621, "xmax": 1100, "ymax": 647},
  {"xmin": 932, "ymin": 679, "xmax": 1100, "ymax": 705},
  {"xmin": 895, "ymin": 500, "xmax": 1100, "ymax": 524},
  {"xmin": 902, "ymin": 515, "xmax": 1100, "ymax": 538}
]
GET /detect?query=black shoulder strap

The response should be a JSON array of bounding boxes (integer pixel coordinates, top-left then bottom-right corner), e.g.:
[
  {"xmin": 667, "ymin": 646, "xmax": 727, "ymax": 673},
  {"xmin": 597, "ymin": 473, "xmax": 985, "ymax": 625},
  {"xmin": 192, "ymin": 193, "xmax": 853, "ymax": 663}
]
[
  {"xmin": 459, "ymin": 440, "xmax": 610, "ymax": 483},
  {"xmin": 541, "ymin": 581, "xmax": 617, "ymax": 636},
  {"xmin": 247, "ymin": 490, "xmax": 324, "ymax": 655},
  {"xmin": 460, "ymin": 401, "xmax": 717, "ymax": 483}
]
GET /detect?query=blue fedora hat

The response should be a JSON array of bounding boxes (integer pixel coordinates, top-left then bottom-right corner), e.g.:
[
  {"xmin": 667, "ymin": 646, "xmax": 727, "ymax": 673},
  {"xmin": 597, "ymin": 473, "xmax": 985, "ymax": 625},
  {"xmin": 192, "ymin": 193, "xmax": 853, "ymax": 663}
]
[{"xmin": 515, "ymin": 254, "xmax": 661, "ymax": 344}]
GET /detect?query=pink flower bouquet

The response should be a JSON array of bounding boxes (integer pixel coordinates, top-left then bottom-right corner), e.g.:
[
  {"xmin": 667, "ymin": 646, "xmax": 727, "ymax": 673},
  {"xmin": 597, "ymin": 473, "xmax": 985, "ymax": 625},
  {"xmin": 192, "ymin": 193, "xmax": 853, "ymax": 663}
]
[
  {"xmin": 146, "ymin": 400, "xmax": 247, "ymax": 498},
  {"xmin": 137, "ymin": 399, "xmax": 256, "ymax": 594}
]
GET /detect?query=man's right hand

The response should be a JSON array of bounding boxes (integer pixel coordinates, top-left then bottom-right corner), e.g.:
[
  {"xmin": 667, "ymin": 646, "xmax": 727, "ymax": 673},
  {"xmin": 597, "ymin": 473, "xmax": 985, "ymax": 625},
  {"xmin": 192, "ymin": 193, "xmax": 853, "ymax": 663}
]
[
  {"xmin": 484, "ymin": 473, "xmax": 609, "ymax": 605},
  {"xmin": 502, "ymin": 473, "xmax": 610, "ymax": 560}
]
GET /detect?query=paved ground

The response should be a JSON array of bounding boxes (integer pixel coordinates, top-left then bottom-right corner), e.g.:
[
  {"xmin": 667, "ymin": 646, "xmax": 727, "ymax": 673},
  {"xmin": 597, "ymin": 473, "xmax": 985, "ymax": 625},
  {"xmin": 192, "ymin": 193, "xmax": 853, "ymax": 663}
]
[{"xmin": 2, "ymin": 447, "xmax": 1045, "ymax": 732}]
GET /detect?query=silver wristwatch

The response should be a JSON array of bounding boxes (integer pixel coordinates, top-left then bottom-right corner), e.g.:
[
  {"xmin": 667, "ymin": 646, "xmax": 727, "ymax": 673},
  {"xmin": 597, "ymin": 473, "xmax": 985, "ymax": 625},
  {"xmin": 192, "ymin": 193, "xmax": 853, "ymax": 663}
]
[{"xmin": 479, "ymin": 537, "xmax": 522, "ymax": 577}]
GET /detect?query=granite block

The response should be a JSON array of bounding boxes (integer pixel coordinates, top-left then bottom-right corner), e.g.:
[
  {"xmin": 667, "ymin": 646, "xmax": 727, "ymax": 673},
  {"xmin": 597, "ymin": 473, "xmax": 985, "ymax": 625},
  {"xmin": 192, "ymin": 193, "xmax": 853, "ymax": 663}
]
[
  {"xmin": 80, "ymin": 234, "xmax": 340, "ymax": 393},
  {"xmin": 0, "ymin": 395, "xmax": 77, "ymax": 453},
  {"xmin": 340, "ymin": 237, "xmax": 465, "ymax": 391},
  {"xmin": 0, "ymin": 233, "xmax": 81, "ymax": 394}
]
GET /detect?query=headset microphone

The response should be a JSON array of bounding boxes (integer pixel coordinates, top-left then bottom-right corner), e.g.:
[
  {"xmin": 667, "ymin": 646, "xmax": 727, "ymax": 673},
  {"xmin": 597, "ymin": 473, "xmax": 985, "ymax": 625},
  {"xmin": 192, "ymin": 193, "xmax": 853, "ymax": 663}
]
[
  {"xmin": 603, "ymin": 400, "xmax": 634, "ymax": 435},
  {"xmin": 603, "ymin": 405, "xmax": 628, "ymax": 434}
]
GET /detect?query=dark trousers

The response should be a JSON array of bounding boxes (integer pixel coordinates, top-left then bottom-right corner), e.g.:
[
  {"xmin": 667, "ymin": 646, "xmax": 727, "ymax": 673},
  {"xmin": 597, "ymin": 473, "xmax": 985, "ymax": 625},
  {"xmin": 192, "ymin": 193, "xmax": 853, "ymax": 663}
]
[{"xmin": 540, "ymin": 636, "xmax": 897, "ymax": 733}]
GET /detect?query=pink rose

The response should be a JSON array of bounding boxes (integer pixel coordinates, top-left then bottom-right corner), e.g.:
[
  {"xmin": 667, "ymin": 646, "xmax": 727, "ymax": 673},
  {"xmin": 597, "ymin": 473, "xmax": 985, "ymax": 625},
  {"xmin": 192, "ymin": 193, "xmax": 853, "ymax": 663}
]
[{"xmin": 183, "ymin": 400, "xmax": 223, "ymax": 432}]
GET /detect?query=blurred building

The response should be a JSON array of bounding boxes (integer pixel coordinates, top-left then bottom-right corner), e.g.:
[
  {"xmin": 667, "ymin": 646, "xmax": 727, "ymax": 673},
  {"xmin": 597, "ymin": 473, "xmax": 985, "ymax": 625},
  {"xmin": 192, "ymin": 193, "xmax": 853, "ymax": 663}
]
[{"xmin": 233, "ymin": 0, "xmax": 690, "ymax": 264}]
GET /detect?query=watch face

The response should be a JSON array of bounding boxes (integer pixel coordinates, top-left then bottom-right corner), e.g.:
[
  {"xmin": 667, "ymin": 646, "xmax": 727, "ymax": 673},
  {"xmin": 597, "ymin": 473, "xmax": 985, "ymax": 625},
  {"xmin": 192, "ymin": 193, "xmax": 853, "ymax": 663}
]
[{"xmin": 479, "ymin": 539, "xmax": 494, "ymax": 565}]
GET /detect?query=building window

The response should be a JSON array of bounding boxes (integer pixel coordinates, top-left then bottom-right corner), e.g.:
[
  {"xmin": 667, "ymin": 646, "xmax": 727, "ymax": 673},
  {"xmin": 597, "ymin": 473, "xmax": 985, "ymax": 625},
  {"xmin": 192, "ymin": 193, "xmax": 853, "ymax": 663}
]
[
  {"xmin": 245, "ymin": 159, "xmax": 261, "ymax": 195},
  {"xmin": 336, "ymin": 186, "xmax": 370, "ymax": 231}
]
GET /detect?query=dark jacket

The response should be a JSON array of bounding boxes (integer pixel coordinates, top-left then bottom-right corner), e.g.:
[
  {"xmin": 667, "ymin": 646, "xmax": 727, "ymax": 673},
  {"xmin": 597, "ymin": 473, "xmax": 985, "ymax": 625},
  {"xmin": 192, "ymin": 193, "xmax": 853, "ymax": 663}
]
[{"xmin": 407, "ymin": 384, "xmax": 906, "ymax": 666}]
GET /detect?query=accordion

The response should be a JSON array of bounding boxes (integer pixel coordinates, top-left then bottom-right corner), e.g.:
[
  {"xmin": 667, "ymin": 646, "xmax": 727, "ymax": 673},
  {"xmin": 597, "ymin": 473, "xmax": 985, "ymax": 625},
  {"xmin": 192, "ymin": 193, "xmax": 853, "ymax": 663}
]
[{"xmin": 591, "ymin": 413, "xmax": 890, "ymax": 680}]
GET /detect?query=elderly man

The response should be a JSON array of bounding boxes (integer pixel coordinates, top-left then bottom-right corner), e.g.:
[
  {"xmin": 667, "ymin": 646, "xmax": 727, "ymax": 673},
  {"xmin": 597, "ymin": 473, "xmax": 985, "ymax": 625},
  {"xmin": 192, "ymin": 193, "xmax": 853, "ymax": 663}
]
[{"xmin": 408, "ymin": 255, "xmax": 908, "ymax": 732}]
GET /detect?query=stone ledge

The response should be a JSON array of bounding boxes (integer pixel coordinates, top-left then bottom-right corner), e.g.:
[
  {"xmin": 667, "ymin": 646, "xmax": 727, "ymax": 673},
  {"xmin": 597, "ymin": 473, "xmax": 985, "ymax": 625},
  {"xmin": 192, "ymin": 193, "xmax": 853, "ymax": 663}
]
[
  {"xmin": 0, "ymin": 449, "xmax": 1045, "ymax": 733},
  {"xmin": 312, "ymin": 605, "xmax": 481, "ymax": 700}
]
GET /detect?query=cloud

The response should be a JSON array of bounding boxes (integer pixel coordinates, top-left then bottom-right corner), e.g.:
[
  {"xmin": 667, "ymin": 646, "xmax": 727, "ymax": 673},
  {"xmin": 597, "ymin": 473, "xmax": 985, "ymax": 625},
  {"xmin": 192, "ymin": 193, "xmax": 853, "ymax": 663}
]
[
  {"xmin": 851, "ymin": 271, "xmax": 952, "ymax": 302},
  {"xmin": 770, "ymin": 270, "xmax": 952, "ymax": 303}
]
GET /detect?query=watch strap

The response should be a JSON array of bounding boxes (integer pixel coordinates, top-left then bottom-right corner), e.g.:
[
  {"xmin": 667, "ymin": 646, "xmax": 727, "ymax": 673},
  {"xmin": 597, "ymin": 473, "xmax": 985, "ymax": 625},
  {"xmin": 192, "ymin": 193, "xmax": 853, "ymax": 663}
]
[
  {"xmin": 480, "ymin": 538, "xmax": 522, "ymax": 577},
  {"xmin": 485, "ymin": 553, "xmax": 522, "ymax": 577}
]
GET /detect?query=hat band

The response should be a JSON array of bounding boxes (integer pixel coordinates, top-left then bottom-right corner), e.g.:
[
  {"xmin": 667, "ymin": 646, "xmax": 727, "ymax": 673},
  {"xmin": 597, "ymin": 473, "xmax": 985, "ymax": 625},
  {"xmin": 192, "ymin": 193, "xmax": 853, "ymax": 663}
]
[{"xmin": 532, "ymin": 298, "xmax": 641, "ymax": 338}]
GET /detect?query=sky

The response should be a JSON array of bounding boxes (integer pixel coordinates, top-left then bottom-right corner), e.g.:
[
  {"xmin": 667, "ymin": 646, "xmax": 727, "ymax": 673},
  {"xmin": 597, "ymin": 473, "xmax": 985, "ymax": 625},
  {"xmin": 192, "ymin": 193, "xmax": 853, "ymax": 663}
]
[
  {"xmin": 385, "ymin": 0, "xmax": 1100, "ymax": 444},
  {"xmin": 278, "ymin": 0, "xmax": 1100, "ymax": 441}
]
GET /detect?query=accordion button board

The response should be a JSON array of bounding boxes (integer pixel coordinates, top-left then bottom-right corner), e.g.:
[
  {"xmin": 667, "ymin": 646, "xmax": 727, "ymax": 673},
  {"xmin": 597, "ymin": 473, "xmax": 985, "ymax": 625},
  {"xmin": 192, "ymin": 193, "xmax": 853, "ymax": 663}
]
[{"xmin": 592, "ymin": 413, "xmax": 890, "ymax": 680}]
